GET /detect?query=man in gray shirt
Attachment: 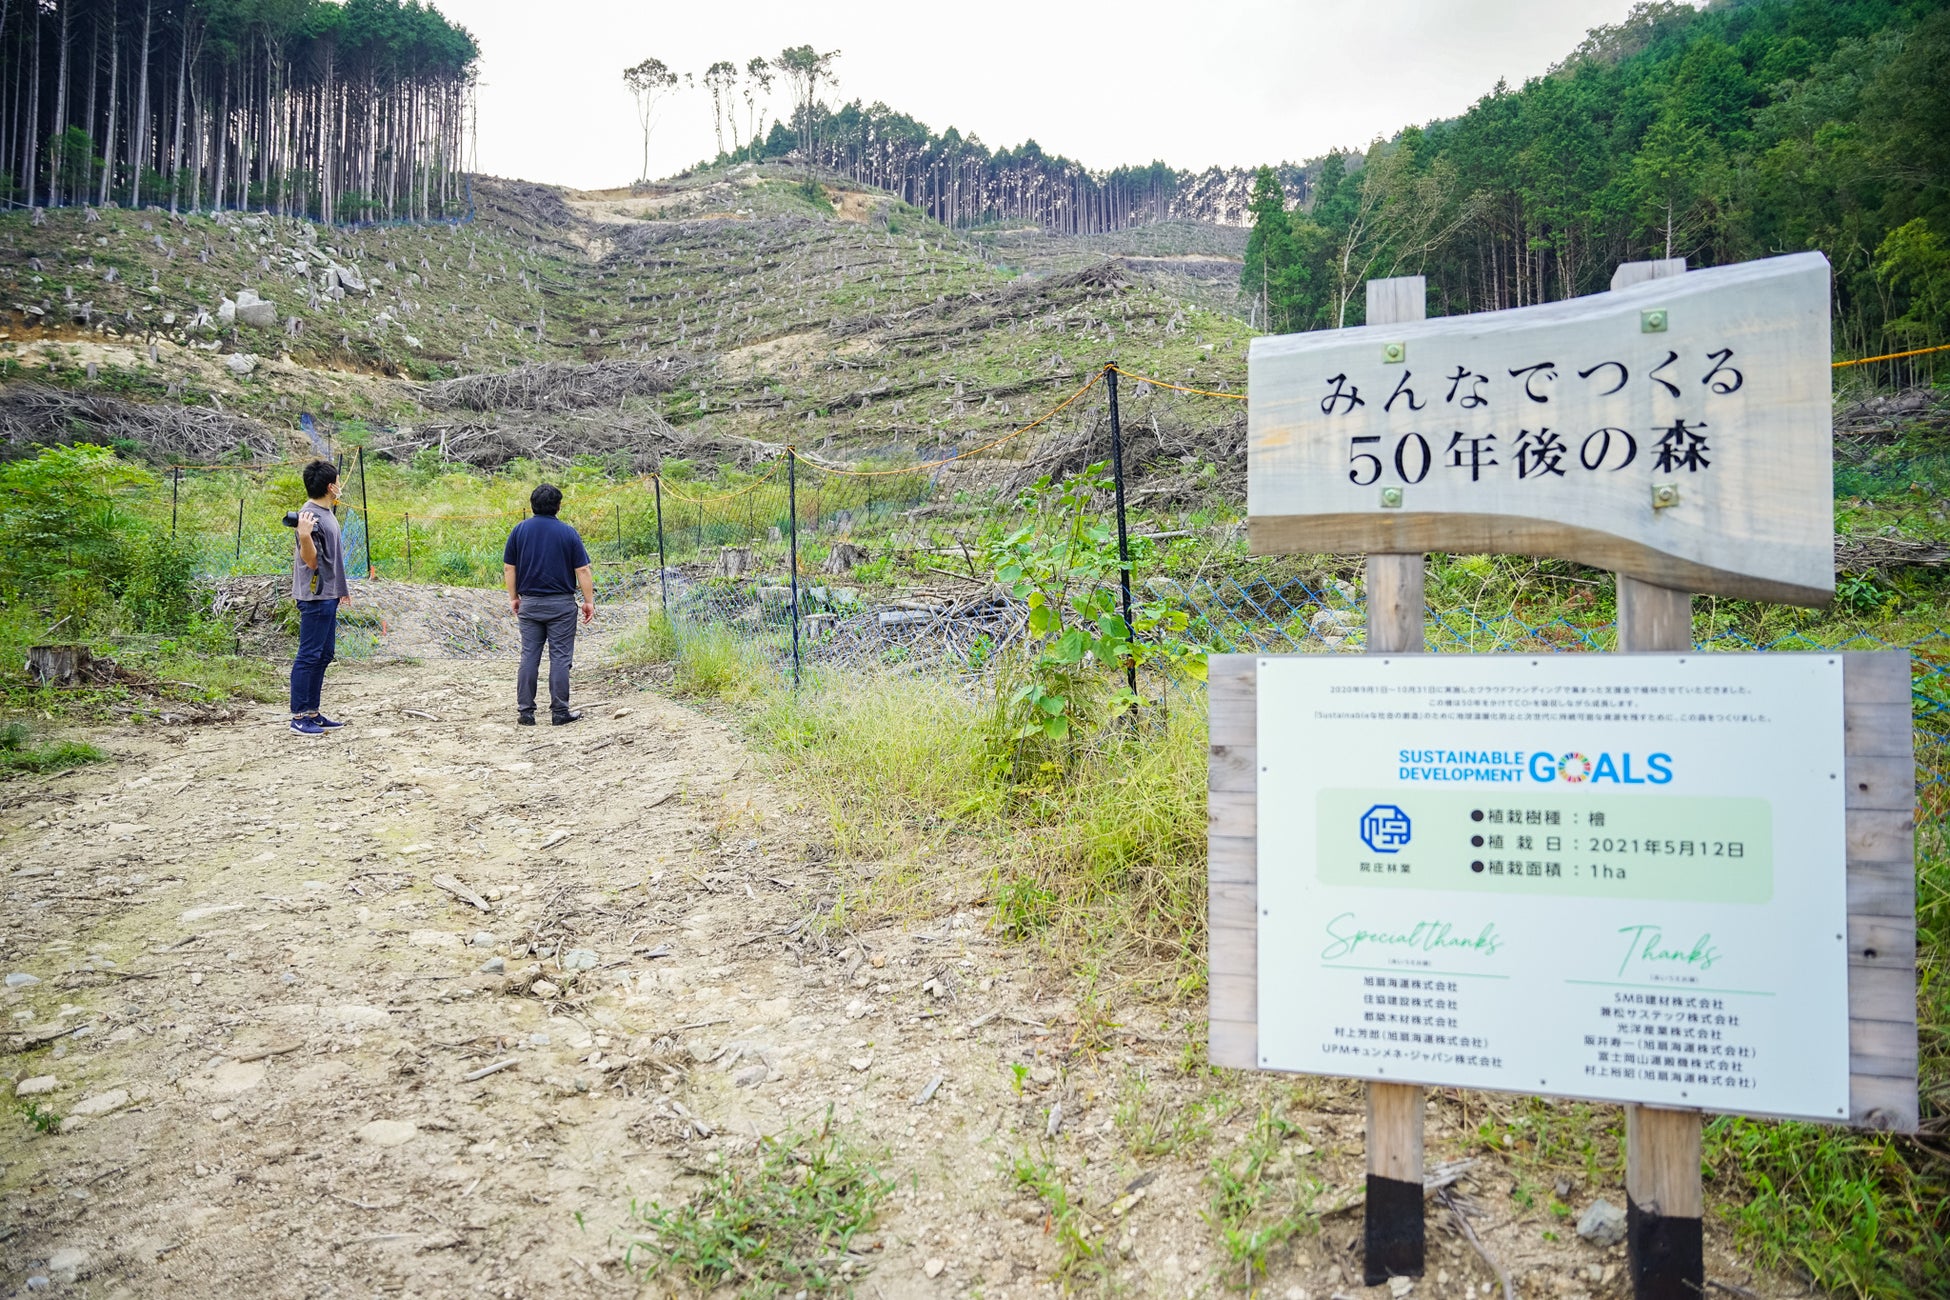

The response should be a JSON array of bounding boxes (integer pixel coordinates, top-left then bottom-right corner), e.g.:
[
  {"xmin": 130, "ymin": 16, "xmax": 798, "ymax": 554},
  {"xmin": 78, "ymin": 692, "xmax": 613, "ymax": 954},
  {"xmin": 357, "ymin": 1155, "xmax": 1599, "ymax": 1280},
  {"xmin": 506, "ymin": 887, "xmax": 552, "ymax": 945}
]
[{"xmin": 291, "ymin": 459, "xmax": 350, "ymax": 737}]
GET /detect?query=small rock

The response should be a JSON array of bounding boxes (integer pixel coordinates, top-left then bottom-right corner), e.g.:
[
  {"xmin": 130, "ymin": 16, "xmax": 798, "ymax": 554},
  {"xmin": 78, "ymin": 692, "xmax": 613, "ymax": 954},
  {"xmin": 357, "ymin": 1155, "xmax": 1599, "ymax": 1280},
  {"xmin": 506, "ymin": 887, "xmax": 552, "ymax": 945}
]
[
  {"xmin": 69, "ymin": 1089, "xmax": 129, "ymax": 1117},
  {"xmin": 478, "ymin": 956, "xmax": 506, "ymax": 975},
  {"xmin": 15, "ymin": 1076, "xmax": 58, "ymax": 1097},
  {"xmin": 46, "ymin": 1247, "xmax": 88, "ymax": 1282},
  {"xmin": 24, "ymin": 1276, "xmax": 49, "ymax": 1291},
  {"xmin": 561, "ymin": 949, "xmax": 598, "ymax": 971},
  {"xmin": 1029, "ymin": 1066, "xmax": 1057, "ymax": 1086},
  {"xmin": 357, "ymin": 1119, "xmax": 417, "ymax": 1147},
  {"xmin": 470, "ymin": 932, "xmax": 498, "ymax": 949},
  {"xmin": 223, "ymin": 352, "xmax": 258, "ymax": 376},
  {"xmin": 1554, "ymin": 1176, "xmax": 1573, "ymax": 1200},
  {"xmin": 733, "ymin": 1063, "xmax": 768, "ymax": 1088},
  {"xmin": 531, "ymin": 979, "xmax": 561, "ymax": 1000},
  {"xmin": 844, "ymin": 997, "xmax": 868, "ymax": 1020},
  {"xmin": 1576, "ymin": 1197, "xmax": 1627, "ymax": 1248},
  {"xmin": 612, "ymin": 707, "xmax": 631, "ymax": 719},
  {"xmin": 5, "ymin": 972, "xmax": 41, "ymax": 987},
  {"xmin": 924, "ymin": 1258, "xmax": 945, "ymax": 1279},
  {"xmin": 848, "ymin": 1055, "xmax": 872, "ymax": 1072},
  {"xmin": 1389, "ymin": 1277, "xmax": 1414, "ymax": 1298}
]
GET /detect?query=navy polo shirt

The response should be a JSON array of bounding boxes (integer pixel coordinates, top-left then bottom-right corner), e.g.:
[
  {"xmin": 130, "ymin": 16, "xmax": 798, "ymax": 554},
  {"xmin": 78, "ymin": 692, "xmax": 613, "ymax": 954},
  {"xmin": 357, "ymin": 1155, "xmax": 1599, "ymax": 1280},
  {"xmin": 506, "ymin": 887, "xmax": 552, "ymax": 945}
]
[{"xmin": 503, "ymin": 514, "xmax": 592, "ymax": 595}]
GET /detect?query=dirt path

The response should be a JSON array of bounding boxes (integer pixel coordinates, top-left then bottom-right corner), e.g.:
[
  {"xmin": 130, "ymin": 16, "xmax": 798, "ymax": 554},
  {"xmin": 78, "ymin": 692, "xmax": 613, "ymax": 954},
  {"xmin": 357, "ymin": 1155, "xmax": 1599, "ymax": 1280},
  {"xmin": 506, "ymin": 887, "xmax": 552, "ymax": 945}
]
[{"xmin": 1, "ymin": 657, "xmax": 1811, "ymax": 1299}]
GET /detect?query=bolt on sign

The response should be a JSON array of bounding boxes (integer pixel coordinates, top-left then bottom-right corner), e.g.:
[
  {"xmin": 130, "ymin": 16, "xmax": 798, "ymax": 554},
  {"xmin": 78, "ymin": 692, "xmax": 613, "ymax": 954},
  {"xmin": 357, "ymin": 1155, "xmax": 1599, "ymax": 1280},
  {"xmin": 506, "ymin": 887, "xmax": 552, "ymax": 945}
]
[
  {"xmin": 1247, "ymin": 252, "xmax": 1834, "ymax": 606},
  {"xmin": 1218, "ymin": 254, "xmax": 1919, "ymax": 1300}
]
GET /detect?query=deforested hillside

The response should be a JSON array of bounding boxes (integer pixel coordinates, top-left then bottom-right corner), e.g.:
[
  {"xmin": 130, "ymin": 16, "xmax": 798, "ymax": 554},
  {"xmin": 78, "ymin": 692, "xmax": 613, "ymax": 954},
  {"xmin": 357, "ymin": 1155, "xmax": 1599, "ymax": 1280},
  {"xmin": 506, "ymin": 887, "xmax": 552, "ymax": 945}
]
[{"xmin": 0, "ymin": 163, "xmax": 1250, "ymax": 483}]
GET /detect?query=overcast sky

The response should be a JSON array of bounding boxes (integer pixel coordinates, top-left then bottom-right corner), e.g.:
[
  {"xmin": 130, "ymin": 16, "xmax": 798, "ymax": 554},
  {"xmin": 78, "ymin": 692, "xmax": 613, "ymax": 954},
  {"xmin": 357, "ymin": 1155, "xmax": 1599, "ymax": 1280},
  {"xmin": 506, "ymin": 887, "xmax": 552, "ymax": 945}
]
[{"xmin": 452, "ymin": 0, "xmax": 1677, "ymax": 191}]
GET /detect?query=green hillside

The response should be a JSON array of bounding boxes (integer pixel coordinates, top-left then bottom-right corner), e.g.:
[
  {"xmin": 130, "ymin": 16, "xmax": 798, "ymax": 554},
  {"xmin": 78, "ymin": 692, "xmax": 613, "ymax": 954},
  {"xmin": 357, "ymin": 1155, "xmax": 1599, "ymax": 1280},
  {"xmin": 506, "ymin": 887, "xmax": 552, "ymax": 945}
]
[{"xmin": 0, "ymin": 164, "xmax": 1250, "ymax": 481}]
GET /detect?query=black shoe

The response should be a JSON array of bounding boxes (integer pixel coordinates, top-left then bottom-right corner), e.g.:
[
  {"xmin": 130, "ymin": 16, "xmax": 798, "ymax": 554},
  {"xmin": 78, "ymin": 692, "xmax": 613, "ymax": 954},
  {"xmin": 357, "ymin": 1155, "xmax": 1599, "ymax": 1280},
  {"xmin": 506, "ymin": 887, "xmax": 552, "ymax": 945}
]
[
  {"xmin": 551, "ymin": 710, "xmax": 582, "ymax": 726},
  {"xmin": 517, "ymin": 714, "xmax": 536, "ymax": 727}
]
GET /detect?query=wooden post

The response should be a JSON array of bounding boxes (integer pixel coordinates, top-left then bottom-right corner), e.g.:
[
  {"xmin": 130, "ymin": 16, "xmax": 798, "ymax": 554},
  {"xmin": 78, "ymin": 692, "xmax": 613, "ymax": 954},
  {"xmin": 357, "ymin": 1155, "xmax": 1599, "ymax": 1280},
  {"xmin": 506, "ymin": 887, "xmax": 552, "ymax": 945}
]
[
  {"xmin": 1612, "ymin": 257, "xmax": 1704, "ymax": 1300},
  {"xmin": 1363, "ymin": 274, "xmax": 1427, "ymax": 1285}
]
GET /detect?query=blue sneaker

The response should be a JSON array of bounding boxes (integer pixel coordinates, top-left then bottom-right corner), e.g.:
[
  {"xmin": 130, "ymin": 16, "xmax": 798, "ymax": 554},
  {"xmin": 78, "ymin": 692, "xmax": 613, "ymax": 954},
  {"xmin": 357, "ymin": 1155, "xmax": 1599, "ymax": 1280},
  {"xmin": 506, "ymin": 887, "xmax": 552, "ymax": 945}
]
[
  {"xmin": 312, "ymin": 713, "xmax": 345, "ymax": 730},
  {"xmin": 290, "ymin": 716, "xmax": 325, "ymax": 737}
]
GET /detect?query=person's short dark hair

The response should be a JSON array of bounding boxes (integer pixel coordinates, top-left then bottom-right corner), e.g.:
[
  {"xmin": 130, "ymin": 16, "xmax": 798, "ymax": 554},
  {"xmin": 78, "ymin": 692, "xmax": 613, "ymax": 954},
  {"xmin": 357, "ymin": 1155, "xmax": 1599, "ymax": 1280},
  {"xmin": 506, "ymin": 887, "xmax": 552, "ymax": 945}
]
[
  {"xmin": 531, "ymin": 484, "xmax": 563, "ymax": 517},
  {"xmin": 303, "ymin": 459, "xmax": 339, "ymax": 499}
]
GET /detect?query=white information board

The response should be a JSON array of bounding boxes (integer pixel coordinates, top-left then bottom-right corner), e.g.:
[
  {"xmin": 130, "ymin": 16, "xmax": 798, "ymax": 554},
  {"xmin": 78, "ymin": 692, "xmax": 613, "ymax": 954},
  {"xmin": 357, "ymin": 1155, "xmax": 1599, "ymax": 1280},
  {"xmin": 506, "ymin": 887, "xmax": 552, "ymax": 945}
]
[{"xmin": 1256, "ymin": 652, "xmax": 1849, "ymax": 1121}]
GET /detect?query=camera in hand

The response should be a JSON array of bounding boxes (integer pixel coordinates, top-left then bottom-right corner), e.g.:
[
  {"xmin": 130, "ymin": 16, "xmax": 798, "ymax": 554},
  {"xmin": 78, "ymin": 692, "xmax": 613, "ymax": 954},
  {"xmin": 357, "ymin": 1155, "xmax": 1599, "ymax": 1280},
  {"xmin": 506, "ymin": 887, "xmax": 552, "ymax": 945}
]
[{"xmin": 283, "ymin": 510, "xmax": 301, "ymax": 528}]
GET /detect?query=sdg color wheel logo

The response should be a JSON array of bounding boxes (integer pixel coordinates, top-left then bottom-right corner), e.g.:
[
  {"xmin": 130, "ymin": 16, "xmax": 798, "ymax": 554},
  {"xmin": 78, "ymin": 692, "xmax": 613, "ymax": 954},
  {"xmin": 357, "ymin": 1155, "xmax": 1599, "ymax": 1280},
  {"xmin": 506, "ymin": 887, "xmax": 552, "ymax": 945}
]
[{"xmin": 1360, "ymin": 804, "xmax": 1413, "ymax": 854}]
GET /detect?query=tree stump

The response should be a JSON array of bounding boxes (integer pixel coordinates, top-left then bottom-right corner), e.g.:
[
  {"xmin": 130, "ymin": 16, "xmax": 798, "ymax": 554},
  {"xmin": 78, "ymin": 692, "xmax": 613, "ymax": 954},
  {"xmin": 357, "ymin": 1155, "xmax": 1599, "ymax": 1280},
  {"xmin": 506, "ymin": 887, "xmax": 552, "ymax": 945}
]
[
  {"xmin": 823, "ymin": 542, "xmax": 869, "ymax": 574},
  {"xmin": 26, "ymin": 645, "xmax": 90, "ymax": 686},
  {"xmin": 715, "ymin": 546, "xmax": 753, "ymax": 578}
]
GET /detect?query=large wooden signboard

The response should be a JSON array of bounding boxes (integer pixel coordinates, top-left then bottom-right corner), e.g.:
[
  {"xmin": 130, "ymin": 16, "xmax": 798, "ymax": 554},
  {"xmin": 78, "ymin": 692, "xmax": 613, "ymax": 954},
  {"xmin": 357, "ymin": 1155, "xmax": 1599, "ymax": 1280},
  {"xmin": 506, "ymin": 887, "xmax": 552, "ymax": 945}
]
[
  {"xmin": 1223, "ymin": 259, "xmax": 1919, "ymax": 1300},
  {"xmin": 1248, "ymin": 253, "xmax": 1834, "ymax": 605}
]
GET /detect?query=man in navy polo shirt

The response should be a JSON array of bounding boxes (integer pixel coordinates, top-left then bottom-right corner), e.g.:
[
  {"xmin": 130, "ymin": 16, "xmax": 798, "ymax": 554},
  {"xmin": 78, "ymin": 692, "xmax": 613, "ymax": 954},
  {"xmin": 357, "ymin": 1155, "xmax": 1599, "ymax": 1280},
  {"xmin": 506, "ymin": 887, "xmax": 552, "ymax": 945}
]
[{"xmin": 503, "ymin": 484, "xmax": 595, "ymax": 726}]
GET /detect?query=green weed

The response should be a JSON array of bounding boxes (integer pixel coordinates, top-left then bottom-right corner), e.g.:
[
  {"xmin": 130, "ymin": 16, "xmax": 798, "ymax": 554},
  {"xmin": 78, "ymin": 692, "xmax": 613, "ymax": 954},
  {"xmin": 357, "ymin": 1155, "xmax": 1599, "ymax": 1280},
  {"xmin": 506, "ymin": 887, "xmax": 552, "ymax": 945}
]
[
  {"xmin": 0, "ymin": 720, "xmax": 106, "ymax": 775},
  {"xmin": 1009, "ymin": 1148, "xmax": 1107, "ymax": 1282},
  {"xmin": 12, "ymin": 1097, "xmax": 63, "ymax": 1134},
  {"xmin": 1204, "ymin": 1098, "xmax": 1321, "ymax": 1288},
  {"xmin": 625, "ymin": 1122, "xmax": 893, "ymax": 1298}
]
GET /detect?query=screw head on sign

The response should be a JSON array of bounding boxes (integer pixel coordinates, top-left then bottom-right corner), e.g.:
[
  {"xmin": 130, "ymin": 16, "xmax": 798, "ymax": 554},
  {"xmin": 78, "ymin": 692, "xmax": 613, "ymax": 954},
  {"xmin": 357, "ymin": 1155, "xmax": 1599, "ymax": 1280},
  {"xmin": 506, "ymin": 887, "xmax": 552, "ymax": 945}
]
[
  {"xmin": 1380, "ymin": 486, "xmax": 1404, "ymax": 509},
  {"xmin": 1641, "ymin": 308, "xmax": 1668, "ymax": 333},
  {"xmin": 1652, "ymin": 482, "xmax": 1679, "ymax": 509},
  {"xmin": 1381, "ymin": 341, "xmax": 1406, "ymax": 363}
]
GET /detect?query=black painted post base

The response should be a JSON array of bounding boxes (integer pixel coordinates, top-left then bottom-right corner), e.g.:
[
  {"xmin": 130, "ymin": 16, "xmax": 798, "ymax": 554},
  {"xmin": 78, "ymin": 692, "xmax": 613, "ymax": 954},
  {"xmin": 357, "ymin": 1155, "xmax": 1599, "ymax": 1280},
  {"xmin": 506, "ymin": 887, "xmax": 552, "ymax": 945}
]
[
  {"xmin": 1626, "ymin": 1196, "xmax": 1703, "ymax": 1300},
  {"xmin": 1363, "ymin": 1174, "xmax": 1425, "ymax": 1285}
]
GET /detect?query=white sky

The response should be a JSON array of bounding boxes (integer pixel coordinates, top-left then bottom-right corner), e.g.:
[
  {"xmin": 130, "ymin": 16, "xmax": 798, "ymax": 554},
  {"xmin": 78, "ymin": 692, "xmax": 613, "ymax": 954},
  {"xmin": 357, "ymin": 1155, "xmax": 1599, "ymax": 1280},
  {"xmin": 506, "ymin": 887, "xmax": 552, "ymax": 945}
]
[{"xmin": 451, "ymin": 0, "xmax": 1674, "ymax": 191}]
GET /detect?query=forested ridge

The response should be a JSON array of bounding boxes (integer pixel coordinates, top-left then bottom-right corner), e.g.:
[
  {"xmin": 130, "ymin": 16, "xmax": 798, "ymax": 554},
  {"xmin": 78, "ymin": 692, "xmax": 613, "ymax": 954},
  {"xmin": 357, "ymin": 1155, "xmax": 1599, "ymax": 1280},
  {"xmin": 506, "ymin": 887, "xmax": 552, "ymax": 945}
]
[
  {"xmin": 1240, "ymin": 0, "xmax": 1950, "ymax": 356},
  {"xmin": 0, "ymin": 0, "xmax": 477, "ymax": 223}
]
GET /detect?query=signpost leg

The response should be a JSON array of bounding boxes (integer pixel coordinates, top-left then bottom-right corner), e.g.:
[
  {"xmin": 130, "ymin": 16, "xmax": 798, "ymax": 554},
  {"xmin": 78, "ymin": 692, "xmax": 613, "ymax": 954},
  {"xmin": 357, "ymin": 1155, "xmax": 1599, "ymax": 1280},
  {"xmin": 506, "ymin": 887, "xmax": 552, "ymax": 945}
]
[
  {"xmin": 1618, "ymin": 577, "xmax": 1702, "ymax": 1300},
  {"xmin": 1609, "ymin": 258, "xmax": 1706, "ymax": 1300},
  {"xmin": 1363, "ymin": 275, "xmax": 1428, "ymax": 1286}
]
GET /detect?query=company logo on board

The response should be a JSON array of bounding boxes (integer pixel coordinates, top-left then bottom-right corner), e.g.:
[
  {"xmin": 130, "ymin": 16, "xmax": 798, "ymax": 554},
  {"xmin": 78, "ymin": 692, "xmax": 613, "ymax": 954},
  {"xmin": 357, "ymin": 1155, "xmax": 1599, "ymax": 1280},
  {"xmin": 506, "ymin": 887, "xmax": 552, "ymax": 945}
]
[{"xmin": 1359, "ymin": 804, "xmax": 1413, "ymax": 853}]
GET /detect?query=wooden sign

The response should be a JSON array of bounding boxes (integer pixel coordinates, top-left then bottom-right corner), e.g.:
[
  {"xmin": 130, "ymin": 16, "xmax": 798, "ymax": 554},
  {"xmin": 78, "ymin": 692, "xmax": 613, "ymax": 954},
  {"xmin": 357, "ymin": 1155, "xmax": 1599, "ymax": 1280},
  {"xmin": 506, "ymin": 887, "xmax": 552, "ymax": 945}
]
[
  {"xmin": 1247, "ymin": 253, "xmax": 1833, "ymax": 605},
  {"xmin": 1225, "ymin": 261, "xmax": 1917, "ymax": 1300}
]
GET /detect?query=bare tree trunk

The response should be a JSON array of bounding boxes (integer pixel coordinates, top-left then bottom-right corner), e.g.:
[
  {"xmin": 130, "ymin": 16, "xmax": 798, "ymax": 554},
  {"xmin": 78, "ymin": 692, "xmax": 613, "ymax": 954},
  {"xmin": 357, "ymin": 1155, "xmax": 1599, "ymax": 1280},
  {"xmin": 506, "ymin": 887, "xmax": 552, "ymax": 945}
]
[
  {"xmin": 97, "ymin": 6, "xmax": 116, "ymax": 206},
  {"xmin": 24, "ymin": 4, "xmax": 39, "ymax": 208},
  {"xmin": 168, "ymin": 12, "xmax": 189, "ymax": 212},
  {"xmin": 130, "ymin": 0, "xmax": 151, "ymax": 207},
  {"xmin": 84, "ymin": 4, "xmax": 97, "ymax": 196},
  {"xmin": 50, "ymin": 0, "xmax": 68, "ymax": 205}
]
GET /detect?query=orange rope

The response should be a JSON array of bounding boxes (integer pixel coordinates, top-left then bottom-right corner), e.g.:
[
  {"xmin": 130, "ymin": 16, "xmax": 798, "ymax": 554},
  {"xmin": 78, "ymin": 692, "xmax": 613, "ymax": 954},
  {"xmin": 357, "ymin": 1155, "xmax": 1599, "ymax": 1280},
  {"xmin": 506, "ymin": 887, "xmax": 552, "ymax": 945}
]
[
  {"xmin": 1831, "ymin": 342, "xmax": 1950, "ymax": 368},
  {"xmin": 655, "ymin": 458, "xmax": 785, "ymax": 503},
  {"xmin": 1105, "ymin": 363, "xmax": 1246, "ymax": 400},
  {"xmin": 797, "ymin": 369, "xmax": 1107, "ymax": 478}
]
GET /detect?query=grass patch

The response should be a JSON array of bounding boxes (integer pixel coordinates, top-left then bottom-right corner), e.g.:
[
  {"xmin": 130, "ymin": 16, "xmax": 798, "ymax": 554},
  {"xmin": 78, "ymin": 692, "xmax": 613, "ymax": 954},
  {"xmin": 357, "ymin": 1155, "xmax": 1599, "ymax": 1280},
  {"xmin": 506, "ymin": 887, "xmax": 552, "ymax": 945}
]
[
  {"xmin": 1010, "ymin": 1147, "xmax": 1108, "ymax": 1283},
  {"xmin": 625, "ymin": 1122, "xmax": 893, "ymax": 1298},
  {"xmin": 0, "ymin": 720, "xmax": 106, "ymax": 775},
  {"xmin": 1204, "ymin": 1096, "xmax": 1323, "ymax": 1288}
]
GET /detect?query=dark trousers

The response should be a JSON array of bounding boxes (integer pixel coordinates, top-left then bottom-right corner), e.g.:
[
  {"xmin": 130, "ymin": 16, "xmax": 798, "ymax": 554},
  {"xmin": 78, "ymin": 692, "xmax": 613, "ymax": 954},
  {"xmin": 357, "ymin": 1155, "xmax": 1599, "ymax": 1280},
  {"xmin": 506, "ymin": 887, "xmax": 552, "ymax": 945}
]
[
  {"xmin": 517, "ymin": 594, "xmax": 578, "ymax": 720},
  {"xmin": 290, "ymin": 598, "xmax": 338, "ymax": 715}
]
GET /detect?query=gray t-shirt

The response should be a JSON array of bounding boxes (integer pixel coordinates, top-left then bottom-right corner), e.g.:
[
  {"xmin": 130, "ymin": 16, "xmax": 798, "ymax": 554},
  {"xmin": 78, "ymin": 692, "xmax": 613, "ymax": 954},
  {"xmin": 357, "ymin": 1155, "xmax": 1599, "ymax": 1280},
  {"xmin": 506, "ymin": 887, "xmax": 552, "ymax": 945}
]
[{"xmin": 294, "ymin": 502, "xmax": 349, "ymax": 601}]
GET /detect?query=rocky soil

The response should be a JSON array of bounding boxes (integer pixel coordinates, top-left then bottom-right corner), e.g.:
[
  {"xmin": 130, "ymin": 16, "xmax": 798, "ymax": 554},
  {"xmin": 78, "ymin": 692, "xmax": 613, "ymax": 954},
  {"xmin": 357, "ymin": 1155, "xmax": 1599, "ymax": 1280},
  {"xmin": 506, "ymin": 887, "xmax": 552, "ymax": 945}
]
[{"xmin": 1, "ymin": 645, "xmax": 1816, "ymax": 1299}]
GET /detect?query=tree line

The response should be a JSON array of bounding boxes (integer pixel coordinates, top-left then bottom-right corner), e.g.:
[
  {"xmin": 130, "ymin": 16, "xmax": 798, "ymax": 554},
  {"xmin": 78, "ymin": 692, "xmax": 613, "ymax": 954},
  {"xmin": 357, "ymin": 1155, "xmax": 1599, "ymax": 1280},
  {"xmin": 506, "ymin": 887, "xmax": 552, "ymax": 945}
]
[
  {"xmin": 1240, "ymin": 0, "xmax": 1950, "ymax": 355},
  {"xmin": 622, "ymin": 43, "xmax": 1308, "ymax": 232},
  {"xmin": 1, "ymin": 0, "xmax": 478, "ymax": 223}
]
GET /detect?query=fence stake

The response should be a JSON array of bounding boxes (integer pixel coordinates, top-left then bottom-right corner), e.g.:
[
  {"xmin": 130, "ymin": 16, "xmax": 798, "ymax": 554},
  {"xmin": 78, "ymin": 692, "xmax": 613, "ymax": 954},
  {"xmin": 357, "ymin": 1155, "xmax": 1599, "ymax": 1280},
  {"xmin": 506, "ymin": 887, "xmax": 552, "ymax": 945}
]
[
  {"xmin": 358, "ymin": 446, "xmax": 374, "ymax": 577},
  {"xmin": 405, "ymin": 513, "xmax": 413, "ymax": 579},
  {"xmin": 615, "ymin": 501, "xmax": 624, "ymax": 559},
  {"xmin": 235, "ymin": 498, "xmax": 244, "ymax": 563},
  {"xmin": 172, "ymin": 467, "xmax": 181, "ymax": 537},
  {"xmin": 1105, "ymin": 366, "xmax": 1138, "ymax": 702},
  {"xmin": 788, "ymin": 448, "xmax": 801, "ymax": 690},
  {"xmin": 1361, "ymin": 276, "xmax": 1428, "ymax": 1288},
  {"xmin": 654, "ymin": 474, "xmax": 667, "ymax": 611}
]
